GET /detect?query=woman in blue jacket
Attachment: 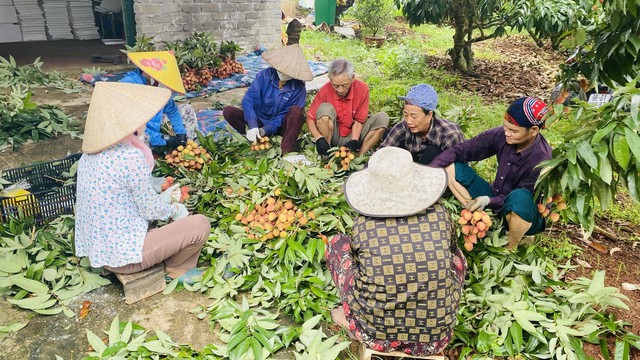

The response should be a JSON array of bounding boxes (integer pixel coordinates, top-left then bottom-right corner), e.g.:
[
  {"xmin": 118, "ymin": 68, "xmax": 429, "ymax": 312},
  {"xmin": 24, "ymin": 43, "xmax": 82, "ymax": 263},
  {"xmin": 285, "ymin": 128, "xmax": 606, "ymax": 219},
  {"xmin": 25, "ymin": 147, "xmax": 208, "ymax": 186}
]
[{"xmin": 122, "ymin": 51, "xmax": 197, "ymax": 152}]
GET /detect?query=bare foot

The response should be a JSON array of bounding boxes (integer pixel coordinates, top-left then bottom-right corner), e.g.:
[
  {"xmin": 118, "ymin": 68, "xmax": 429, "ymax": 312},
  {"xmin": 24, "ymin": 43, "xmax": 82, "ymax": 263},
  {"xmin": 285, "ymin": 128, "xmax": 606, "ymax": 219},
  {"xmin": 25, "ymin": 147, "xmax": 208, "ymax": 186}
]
[
  {"xmin": 330, "ymin": 306, "xmax": 349, "ymax": 327},
  {"xmin": 164, "ymin": 267, "xmax": 186, "ymax": 279}
]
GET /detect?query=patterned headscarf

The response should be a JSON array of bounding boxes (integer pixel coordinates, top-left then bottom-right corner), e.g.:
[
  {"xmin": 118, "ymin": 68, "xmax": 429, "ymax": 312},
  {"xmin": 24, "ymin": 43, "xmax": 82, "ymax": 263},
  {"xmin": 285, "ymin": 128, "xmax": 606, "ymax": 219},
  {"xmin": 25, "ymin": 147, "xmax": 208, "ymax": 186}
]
[{"xmin": 505, "ymin": 97, "xmax": 549, "ymax": 128}]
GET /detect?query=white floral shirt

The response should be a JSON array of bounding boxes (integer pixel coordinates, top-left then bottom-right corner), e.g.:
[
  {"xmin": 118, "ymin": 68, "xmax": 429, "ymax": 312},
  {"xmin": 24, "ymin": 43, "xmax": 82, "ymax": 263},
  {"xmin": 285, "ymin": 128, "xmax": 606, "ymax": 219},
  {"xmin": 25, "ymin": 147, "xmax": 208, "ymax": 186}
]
[{"xmin": 75, "ymin": 143, "xmax": 175, "ymax": 267}]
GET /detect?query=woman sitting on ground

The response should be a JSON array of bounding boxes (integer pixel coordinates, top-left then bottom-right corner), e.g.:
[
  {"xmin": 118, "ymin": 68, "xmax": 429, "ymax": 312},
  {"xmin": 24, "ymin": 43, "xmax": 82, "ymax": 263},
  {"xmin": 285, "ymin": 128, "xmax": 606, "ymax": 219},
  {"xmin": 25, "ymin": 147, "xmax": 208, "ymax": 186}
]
[
  {"xmin": 74, "ymin": 82, "xmax": 211, "ymax": 284},
  {"xmin": 326, "ymin": 147, "xmax": 466, "ymax": 356}
]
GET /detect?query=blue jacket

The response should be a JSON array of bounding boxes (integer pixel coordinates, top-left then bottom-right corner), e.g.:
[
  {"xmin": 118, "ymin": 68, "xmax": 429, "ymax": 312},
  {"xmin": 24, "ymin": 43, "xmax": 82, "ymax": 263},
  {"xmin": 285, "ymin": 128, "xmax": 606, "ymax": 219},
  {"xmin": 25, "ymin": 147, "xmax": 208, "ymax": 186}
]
[
  {"xmin": 242, "ymin": 68, "xmax": 307, "ymax": 135},
  {"xmin": 119, "ymin": 69, "xmax": 186, "ymax": 146}
]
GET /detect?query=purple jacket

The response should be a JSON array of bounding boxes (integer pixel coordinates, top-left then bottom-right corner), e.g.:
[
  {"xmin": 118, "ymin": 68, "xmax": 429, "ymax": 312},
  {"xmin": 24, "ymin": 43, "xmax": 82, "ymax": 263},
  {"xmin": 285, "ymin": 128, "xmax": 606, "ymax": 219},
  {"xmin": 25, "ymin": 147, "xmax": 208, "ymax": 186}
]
[{"xmin": 430, "ymin": 126, "xmax": 552, "ymax": 210}]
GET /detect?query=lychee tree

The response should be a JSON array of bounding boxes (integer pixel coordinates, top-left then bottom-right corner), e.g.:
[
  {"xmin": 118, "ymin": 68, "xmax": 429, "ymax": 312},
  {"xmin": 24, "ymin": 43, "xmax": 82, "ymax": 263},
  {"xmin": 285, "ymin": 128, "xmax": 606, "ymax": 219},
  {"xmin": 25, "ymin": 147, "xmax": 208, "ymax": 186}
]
[{"xmin": 536, "ymin": 76, "xmax": 640, "ymax": 238}]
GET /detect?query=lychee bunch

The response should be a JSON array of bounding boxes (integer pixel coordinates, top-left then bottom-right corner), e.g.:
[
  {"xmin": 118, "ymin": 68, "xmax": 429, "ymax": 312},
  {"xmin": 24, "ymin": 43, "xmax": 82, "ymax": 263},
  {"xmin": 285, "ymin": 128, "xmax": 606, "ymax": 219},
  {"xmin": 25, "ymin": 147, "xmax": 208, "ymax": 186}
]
[
  {"xmin": 458, "ymin": 209, "xmax": 492, "ymax": 251},
  {"xmin": 538, "ymin": 194, "xmax": 566, "ymax": 222}
]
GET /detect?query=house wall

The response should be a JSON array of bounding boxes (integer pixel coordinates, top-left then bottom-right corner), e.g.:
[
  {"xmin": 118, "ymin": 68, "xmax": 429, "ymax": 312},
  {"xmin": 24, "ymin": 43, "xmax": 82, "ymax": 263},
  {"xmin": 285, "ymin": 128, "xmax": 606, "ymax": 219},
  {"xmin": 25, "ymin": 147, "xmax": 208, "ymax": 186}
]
[{"xmin": 133, "ymin": 0, "xmax": 282, "ymax": 50}]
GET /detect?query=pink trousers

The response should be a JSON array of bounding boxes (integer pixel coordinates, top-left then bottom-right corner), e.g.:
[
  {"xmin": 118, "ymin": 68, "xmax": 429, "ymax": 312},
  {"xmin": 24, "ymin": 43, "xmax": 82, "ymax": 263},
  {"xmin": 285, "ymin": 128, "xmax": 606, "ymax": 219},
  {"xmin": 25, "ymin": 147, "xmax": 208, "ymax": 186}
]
[{"xmin": 105, "ymin": 214, "xmax": 210, "ymax": 275}]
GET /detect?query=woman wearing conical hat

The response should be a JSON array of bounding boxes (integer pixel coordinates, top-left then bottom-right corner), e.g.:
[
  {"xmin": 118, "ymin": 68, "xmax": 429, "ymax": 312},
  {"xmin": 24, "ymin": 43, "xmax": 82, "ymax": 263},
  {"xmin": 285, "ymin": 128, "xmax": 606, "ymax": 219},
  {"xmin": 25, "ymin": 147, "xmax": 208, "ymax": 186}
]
[
  {"xmin": 222, "ymin": 44, "xmax": 313, "ymax": 154},
  {"xmin": 121, "ymin": 51, "xmax": 197, "ymax": 153},
  {"xmin": 75, "ymin": 82, "xmax": 210, "ymax": 285},
  {"xmin": 326, "ymin": 147, "xmax": 466, "ymax": 356}
]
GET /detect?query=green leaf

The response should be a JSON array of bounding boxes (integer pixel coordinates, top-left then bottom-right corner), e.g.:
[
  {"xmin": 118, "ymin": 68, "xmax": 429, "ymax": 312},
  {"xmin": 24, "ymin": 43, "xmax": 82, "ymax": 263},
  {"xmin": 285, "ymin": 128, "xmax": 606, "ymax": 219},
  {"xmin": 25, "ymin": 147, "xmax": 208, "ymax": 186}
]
[
  {"xmin": 598, "ymin": 154, "xmax": 613, "ymax": 184},
  {"xmin": 102, "ymin": 341, "xmax": 127, "ymax": 357},
  {"xmin": 0, "ymin": 260, "xmax": 22, "ymax": 274},
  {"xmin": 9, "ymin": 274, "xmax": 49, "ymax": 293},
  {"xmin": 86, "ymin": 329, "xmax": 107, "ymax": 355},
  {"xmin": 614, "ymin": 340, "xmax": 629, "ymax": 360},
  {"xmin": 509, "ymin": 321, "xmax": 523, "ymax": 352},
  {"xmin": 612, "ymin": 134, "xmax": 630, "ymax": 170},
  {"xmin": 7, "ymin": 293, "xmax": 54, "ymax": 310},
  {"xmin": 623, "ymin": 127, "xmax": 640, "ymax": 163},
  {"xmin": 577, "ymin": 141, "xmax": 598, "ymax": 169},
  {"xmin": 575, "ymin": 27, "xmax": 587, "ymax": 45}
]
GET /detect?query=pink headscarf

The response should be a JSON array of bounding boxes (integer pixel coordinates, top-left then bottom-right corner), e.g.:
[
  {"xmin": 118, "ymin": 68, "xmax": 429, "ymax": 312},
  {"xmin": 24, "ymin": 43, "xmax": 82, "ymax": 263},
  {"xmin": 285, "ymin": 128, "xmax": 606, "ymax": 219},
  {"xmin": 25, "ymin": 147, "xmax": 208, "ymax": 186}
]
[{"xmin": 121, "ymin": 134, "xmax": 155, "ymax": 171}]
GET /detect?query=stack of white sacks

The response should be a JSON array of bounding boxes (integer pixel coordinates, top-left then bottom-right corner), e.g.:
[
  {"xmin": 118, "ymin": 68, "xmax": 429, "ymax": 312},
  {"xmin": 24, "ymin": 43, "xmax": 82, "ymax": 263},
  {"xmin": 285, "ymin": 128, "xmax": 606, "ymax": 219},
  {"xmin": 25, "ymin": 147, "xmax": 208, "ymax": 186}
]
[
  {"xmin": 13, "ymin": 0, "xmax": 47, "ymax": 41},
  {"xmin": 0, "ymin": 0, "xmax": 22, "ymax": 43},
  {"xmin": 66, "ymin": 0, "xmax": 100, "ymax": 40},
  {"xmin": 42, "ymin": 0, "xmax": 73, "ymax": 39}
]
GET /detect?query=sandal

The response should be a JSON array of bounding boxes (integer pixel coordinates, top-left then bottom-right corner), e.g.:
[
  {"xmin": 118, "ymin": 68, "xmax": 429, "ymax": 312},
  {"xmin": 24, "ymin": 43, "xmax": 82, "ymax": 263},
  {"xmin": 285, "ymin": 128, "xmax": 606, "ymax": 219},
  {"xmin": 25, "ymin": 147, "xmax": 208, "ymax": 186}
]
[{"xmin": 165, "ymin": 268, "xmax": 203, "ymax": 285}]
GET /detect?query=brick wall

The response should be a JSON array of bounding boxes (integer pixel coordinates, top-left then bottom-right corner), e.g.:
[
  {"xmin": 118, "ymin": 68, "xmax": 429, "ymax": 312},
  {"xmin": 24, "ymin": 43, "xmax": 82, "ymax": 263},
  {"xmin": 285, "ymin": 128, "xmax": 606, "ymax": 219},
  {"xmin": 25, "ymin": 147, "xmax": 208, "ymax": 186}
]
[{"xmin": 133, "ymin": 0, "xmax": 282, "ymax": 50}]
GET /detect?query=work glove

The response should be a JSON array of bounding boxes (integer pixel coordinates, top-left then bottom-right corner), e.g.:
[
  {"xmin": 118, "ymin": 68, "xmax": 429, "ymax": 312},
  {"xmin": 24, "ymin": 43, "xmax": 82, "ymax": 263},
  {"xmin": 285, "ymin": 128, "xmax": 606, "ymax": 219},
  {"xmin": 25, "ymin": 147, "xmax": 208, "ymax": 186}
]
[
  {"xmin": 315, "ymin": 137, "xmax": 331, "ymax": 156},
  {"xmin": 159, "ymin": 185, "xmax": 180, "ymax": 204},
  {"xmin": 151, "ymin": 177, "xmax": 166, "ymax": 194},
  {"xmin": 163, "ymin": 135, "xmax": 180, "ymax": 149},
  {"xmin": 175, "ymin": 133, "xmax": 187, "ymax": 146},
  {"xmin": 344, "ymin": 139, "xmax": 359, "ymax": 153},
  {"xmin": 246, "ymin": 128, "xmax": 261, "ymax": 142},
  {"xmin": 465, "ymin": 196, "xmax": 490, "ymax": 212},
  {"xmin": 171, "ymin": 203, "xmax": 189, "ymax": 221}
]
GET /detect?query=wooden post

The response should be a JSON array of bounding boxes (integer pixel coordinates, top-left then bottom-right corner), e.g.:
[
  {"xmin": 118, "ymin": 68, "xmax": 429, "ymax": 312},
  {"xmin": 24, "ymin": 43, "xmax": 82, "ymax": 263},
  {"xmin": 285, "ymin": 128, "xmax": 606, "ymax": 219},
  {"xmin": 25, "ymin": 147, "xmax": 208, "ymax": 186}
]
[{"xmin": 359, "ymin": 343, "xmax": 446, "ymax": 360}]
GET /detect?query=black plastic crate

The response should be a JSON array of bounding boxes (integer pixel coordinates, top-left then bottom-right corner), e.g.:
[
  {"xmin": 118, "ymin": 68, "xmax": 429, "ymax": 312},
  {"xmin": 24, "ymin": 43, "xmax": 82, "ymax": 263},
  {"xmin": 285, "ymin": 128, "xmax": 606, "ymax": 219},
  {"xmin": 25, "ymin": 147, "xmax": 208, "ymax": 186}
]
[{"xmin": 0, "ymin": 153, "xmax": 81, "ymax": 223}]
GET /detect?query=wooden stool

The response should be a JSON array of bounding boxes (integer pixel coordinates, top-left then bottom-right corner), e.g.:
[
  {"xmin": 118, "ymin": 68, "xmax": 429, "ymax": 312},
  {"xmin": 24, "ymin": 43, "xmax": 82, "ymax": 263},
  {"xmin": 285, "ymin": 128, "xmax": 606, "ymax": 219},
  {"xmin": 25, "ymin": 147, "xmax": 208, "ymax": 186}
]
[
  {"xmin": 91, "ymin": 54, "xmax": 124, "ymax": 64},
  {"xmin": 359, "ymin": 343, "xmax": 446, "ymax": 360},
  {"xmin": 115, "ymin": 264, "xmax": 166, "ymax": 304}
]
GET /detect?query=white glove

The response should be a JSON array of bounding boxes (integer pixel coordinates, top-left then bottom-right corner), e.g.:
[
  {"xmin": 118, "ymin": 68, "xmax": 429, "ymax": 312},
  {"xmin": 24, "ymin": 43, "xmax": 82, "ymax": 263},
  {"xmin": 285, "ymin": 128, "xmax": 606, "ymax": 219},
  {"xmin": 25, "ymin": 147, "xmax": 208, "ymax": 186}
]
[
  {"xmin": 171, "ymin": 203, "xmax": 189, "ymax": 221},
  {"xmin": 246, "ymin": 127, "xmax": 261, "ymax": 142},
  {"xmin": 159, "ymin": 185, "xmax": 180, "ymax": 204},
  {"xmin": 151, "ymin": 177, "xmax": 166, "ymax": 194},
  {"xmin": 465, "ymin": 196, "xmax": 490, "ymax": 212}
]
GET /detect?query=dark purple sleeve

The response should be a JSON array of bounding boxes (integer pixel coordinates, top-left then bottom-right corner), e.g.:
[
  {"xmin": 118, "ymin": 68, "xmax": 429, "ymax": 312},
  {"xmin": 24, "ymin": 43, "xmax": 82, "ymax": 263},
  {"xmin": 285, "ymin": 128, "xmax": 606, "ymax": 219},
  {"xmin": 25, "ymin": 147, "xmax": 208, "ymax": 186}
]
[{"xmin": 429, "ymin": 127, "xmax": 502, "ymax": 167}]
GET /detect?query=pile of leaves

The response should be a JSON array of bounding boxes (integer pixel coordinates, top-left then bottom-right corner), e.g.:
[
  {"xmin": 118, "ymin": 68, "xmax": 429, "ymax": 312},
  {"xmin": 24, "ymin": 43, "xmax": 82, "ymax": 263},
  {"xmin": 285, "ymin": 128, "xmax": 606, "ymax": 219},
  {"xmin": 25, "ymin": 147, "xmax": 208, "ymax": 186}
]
[
  {"xmin": 0, "ymin": 86, "xmax": 81, "ymax": 150},
  {"xmin": 0, "ymin": 216, "xmax": 110, "ymax": 317},
  {"xmin": 2, "ymin": 128, "xmax": 639, "ymax": 358},
  {"xmin": 0, "ymin": 56, "xmax": 80, "ymax": 93}
]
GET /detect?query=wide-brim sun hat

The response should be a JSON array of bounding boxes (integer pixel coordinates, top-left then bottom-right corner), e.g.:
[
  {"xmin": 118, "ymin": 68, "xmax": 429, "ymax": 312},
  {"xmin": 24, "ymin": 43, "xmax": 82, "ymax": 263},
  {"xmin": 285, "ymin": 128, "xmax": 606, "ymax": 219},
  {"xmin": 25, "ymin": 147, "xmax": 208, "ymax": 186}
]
[
  {"xmin": 344, "ymin": 147, "xmax": 447, "ymax": 217},
  {"xmin": 82, "ymin": 82, "xmax": 171, "ymax": 154},
  {"xmin": 262, "ymin": 44, "xmax": 314, "ymax": 82},
  {"xmin": 398, "ymin": 84, "xmax": 438, "ymax": 111},
  {"xmin": 127, "ymin": 51, "xmax": 186, "ymax": 94}
]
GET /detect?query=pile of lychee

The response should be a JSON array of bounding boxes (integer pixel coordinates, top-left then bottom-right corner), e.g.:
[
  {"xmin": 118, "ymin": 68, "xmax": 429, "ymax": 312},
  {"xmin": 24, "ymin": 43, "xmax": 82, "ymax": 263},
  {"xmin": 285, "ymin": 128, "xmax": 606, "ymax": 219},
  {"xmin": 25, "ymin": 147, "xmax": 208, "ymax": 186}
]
[
  {"xmin": 538, "ymin": 194, "xmax": 566, "ymax": 222},
  {"xmin": 250, "ymin": 136, "xmax": 271, "ymax": 151},
  {"xmin": 164, "ymin": 140, "xmax": 212, "ymax": 171},
  {"xmin": 233, "ymin": 196, "xmax": 316, "ymax": 242},
  {"xmin": 458, "ymin": 209, "xmax": 492, "ymax": 251},
  {"xmin": 160, "ymin": 176, "xmax": 190, "ymax": 202}
]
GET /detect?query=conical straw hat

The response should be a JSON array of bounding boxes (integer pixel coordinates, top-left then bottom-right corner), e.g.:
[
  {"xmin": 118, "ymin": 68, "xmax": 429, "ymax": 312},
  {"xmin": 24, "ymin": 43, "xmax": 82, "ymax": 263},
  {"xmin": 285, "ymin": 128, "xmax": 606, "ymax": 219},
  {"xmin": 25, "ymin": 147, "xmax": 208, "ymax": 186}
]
[
  {"xmin": 262, "ymin": 44, "xmax": 314, "ymax": 81},
  {"xmin": 344, "ymin": 147, "xmax": 447, "ymax": 217},
  {"xmin": 82, "ymin": 82, "xmax": 171, "ymax": 154},
  {"xmin": 127, "ymin": 51, "xmax": 186, "ymax": 94}
]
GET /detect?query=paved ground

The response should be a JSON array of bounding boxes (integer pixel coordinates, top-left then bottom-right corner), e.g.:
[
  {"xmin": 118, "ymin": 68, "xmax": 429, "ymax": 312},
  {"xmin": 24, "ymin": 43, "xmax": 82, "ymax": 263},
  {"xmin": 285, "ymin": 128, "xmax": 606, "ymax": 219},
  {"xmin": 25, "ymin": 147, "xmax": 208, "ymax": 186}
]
[{"xmin": 0, "ymin": 39, "xmax": 125, "ymax": 71}]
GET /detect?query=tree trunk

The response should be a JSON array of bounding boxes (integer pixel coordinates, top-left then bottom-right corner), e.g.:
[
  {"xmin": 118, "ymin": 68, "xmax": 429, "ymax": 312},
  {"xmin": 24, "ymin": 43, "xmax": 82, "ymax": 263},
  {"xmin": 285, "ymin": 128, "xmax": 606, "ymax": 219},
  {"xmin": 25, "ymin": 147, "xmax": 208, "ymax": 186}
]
[
  {"xmin": 463, "ymin": 4, "xmax": 475, "ymax": 75},
  {"xmin": 449, "ymin": 0, "xmax": 470, "ymax": 73}
]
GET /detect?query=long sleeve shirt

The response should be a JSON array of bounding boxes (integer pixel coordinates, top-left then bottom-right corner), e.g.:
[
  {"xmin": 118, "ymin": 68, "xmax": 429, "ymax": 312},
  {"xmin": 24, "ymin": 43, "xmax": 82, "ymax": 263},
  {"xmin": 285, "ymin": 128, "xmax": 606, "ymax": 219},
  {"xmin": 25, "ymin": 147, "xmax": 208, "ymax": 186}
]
[
  {"xmin": 430, "ymin": 126, "xmax": 552, "ymax": 210},
  {"xmin": 119, "ymin": 69, "xmax": 186, "ymax": 146},
  {"xmin": 379, "ymin": 116, "xmax": 465, "ymax": 160},
  {"xmin": 75, "ymin": 143, "xmax": 176, "ymax": 267},
  {"xmin": 307, "ymin": 79, "xmax": 370, "ymax": 137},
  {"xmin": 241, "ymin": 67, "xmax": 307, "ymax": 135}
]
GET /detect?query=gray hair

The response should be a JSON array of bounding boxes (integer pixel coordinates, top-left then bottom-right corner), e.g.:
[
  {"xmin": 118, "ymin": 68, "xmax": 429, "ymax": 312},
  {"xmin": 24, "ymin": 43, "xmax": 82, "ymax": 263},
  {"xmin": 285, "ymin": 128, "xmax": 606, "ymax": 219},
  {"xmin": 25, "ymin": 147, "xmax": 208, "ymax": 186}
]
[{"xmin": 328, "ymin": 59, "xmax": 355, "ymax": 79}]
